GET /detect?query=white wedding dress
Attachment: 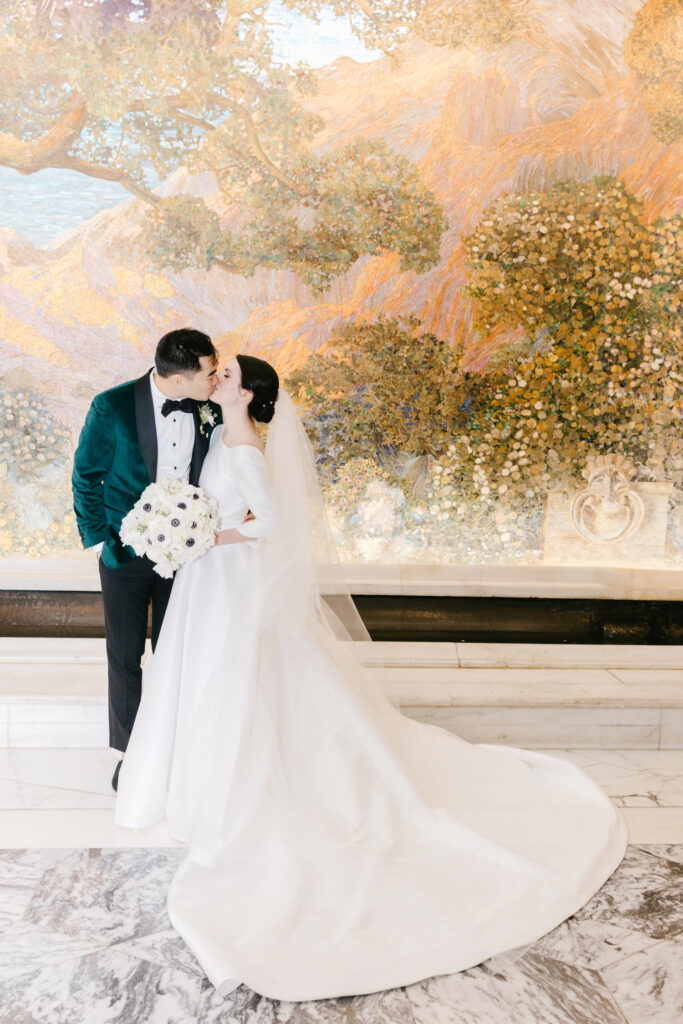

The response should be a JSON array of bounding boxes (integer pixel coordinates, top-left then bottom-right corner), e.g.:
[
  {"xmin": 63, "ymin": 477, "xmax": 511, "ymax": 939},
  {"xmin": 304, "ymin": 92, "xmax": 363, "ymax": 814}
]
[{"xmin": 116, "ymin": 409, "xmax": 627, "ymax": 1003}]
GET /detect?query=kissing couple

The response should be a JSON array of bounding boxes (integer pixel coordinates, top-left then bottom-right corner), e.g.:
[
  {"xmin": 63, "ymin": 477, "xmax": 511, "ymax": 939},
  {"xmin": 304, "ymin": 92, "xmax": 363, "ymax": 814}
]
[{"xmin": 72, "ymin": 327, "xmax": 627, "ymax": 1002}]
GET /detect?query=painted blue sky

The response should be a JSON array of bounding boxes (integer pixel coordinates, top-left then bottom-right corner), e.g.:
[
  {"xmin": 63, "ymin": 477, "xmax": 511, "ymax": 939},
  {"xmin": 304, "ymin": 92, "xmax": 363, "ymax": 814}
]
[
  {"xmin": 269, "ymin": 1, "xmax": 380, "ymax": 66},
  {"xmin": 0, "ymin": 5, "xmax": 378, "ymax": 247}
]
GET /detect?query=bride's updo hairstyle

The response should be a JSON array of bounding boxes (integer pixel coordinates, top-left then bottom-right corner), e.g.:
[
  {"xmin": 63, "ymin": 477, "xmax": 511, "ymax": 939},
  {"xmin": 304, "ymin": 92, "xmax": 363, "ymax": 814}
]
[{"xmin": 235, "ymin": 354, "xmax": 280, "ymax": 424}]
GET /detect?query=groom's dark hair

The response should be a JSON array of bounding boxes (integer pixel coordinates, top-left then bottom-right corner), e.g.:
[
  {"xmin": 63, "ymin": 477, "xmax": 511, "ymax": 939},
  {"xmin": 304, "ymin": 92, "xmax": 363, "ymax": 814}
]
[{"xmin": 155, "ymin": 328, "xmax": 217, "ymax": 377}]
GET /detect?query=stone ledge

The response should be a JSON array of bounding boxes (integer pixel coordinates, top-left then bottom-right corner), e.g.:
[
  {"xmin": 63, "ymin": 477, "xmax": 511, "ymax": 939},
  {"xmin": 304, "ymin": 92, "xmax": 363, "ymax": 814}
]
[
  {"xmin": 1, "ymin": 697, "xmax": 680, "ymax": 751},
  {"xmin": 1, "ymin": 558, "xmax": 682, "ymax": 599}
]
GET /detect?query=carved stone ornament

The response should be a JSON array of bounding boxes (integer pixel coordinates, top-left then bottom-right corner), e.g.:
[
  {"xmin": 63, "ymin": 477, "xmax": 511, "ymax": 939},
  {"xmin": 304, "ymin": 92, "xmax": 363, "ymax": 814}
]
[{"xmin": 569, "ymin": 454, "xmax": 645, "ymax": 544}]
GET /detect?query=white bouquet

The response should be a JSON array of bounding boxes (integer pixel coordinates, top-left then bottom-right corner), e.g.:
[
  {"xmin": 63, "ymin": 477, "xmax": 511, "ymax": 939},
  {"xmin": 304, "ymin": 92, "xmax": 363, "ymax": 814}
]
[{"xmin": 120, "ymin": 479, "xmax": 219, "ymax": 578}]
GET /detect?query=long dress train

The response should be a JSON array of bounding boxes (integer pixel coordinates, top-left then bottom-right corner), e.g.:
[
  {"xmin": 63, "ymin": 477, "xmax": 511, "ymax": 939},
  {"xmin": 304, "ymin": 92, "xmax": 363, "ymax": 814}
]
[{"xmin": 115, "ymin": 424, "xmax": 627, "ymax": 1002}]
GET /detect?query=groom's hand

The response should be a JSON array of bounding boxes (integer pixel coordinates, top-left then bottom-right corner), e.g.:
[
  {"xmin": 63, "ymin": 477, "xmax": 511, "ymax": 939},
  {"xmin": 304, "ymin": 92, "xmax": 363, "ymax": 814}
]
[{"xmin": 243, "ymin": 511, "xmax": 255, "ymax": 523}]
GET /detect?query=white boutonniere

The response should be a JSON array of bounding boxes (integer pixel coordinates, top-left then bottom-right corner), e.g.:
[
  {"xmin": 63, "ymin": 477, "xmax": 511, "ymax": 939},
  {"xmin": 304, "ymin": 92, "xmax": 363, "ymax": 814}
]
[{"xmin": 198, "ymin": 404, "xmax": 216, "ymax": 437}]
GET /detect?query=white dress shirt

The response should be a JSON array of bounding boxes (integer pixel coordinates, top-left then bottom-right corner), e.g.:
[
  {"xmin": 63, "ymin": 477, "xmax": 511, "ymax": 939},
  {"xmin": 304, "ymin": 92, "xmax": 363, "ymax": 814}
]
[
  {"xmin": 150, "ymin": 369, "xmax": 196, "ymax": 482},
  {"xmin": 88, "ymin": 371, "xmax": 197, "ymax": 554}
]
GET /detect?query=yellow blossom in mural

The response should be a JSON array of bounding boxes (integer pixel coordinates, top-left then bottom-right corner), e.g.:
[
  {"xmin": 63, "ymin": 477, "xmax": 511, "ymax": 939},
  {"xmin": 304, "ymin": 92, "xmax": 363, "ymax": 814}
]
[
  {"xmin": 625, "ymin": 0, "xmax": 683, "ymax": 143},
  {"xmin": 457, "ymin": 177, "xmax": 682, "ymax": 533}
]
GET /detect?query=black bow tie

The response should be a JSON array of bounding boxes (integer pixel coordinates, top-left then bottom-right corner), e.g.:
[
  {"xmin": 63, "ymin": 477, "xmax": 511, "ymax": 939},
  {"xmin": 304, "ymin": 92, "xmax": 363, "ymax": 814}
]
[{"xmin": 161, "ymin": 398, "xmax": 194, "ymax": 417}]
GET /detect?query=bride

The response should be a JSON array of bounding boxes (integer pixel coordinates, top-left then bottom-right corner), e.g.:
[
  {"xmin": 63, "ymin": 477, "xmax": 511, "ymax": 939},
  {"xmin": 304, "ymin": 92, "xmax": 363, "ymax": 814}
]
[{"xmin": 115, "ymin": 353, "xmax": 627, "ymax": 1002}]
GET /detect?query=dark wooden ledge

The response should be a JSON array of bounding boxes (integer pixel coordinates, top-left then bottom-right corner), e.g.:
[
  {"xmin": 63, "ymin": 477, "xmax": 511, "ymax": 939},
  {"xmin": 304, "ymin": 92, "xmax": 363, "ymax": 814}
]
[{"xmin": 0, "ymin": 591, "xmax": 681, "ymax": 643}]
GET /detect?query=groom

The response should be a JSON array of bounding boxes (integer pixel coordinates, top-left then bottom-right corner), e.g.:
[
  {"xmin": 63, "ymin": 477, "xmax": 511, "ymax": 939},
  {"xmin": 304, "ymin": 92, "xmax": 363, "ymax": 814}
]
[{"xmin": 72, "ymin": 328, "xmax": 221, "ymax": 791}]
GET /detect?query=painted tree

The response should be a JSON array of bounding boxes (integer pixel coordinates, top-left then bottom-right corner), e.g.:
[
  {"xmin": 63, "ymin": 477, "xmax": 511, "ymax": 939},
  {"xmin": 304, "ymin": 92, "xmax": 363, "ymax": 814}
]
[
  {"xmin": 463, "ymin": 177, "xmax": 658, "ymax": 346},
  {"xmin": 458, "ymin": 178, "xmax": 683, "ymax": 512},
  {"xmin": 0, "ymin": 0, "xmax": 457, "ymax": 287},
  {"xmin": 625, "ymin": 0, "xmax": 683, "ymax": 144},
  {"xmin": 286, "ymin": 315, "xmax": 470, "ymax": 486}
]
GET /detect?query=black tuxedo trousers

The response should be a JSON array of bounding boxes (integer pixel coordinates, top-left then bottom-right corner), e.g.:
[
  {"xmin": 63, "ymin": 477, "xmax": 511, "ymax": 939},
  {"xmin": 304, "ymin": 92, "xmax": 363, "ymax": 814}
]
[{"xmin": 99, "ymin": 554, "xmax": 173, "ymax": 751}]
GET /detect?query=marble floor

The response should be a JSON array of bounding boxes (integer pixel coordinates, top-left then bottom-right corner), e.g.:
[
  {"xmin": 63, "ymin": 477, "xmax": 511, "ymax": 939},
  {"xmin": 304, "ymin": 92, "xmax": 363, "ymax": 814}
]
[
  {"xmin": 0, "ymin": 747, "xmax": 682, "ymax": 1022},
  {"xmin": 0, "ymin": 844, "xmax": 681, "ymax": 1024},
  {"xmin": 2, "ymin": 747, "xmax": 683, "ymax": 847}
]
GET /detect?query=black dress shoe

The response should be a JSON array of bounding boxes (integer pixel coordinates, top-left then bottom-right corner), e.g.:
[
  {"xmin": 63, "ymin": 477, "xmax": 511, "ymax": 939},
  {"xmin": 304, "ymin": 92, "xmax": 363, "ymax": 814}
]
[{"xmin": 112, "ymin": 759, "xmax": 122, "ymax": 792}]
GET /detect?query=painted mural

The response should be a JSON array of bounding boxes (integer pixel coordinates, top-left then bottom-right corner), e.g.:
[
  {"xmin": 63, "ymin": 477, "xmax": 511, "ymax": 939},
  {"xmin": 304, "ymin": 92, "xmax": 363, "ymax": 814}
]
[{"xmin": 0, "ymin": 0, "xmax": 681, "ymax": 567}]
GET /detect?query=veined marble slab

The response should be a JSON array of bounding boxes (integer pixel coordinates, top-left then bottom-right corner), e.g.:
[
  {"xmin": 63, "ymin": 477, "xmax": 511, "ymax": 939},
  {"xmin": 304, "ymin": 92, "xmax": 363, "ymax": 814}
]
[
  {"xmin": 455, "ymin": 642, "xmax": 683, "ymax": 670},
  {"xmin": 2, "ymin": 657, "xmax": 682, "ymax": 748},
  {"xmin": 660, "ymin": 708, "xmax": 683, "ymax": 748},
  {"xmin": 0, "ymin": 846, "xmax": 681, "ymax": 1023},
  {"xmin": 406, "ymin": 951, "xmax": 629, "ymax": 1024},
  {"xmin": 0, "ymin": 748, "xmax": 115, "ymax": 812},
  {"xmin": 536, "ymin": 750, "xmax": 683, "ymax": 807},
  {"xmin": 378, "ymin": 666, "xmax": 683, "ymax": 705},
  {"xmin": 3, "ymin": 637, "xmax": 682, "ymax": 666},
  {"xmin": 0, "ymin": 637, "xmax": 109, "ymax": 662},
  {"xmin": 3, "ymin": 702, "xmax": 109, "ymax": 747},
  {"xmin": 620, "ymin": 809, "xmax": 683, "ymax": 844},
  {"xmin": 601, "ymin": 939, "xmax": 683, "ymax": 1024},
  {"xmin": 1, "ymin": 748, "xmax": 682, "ymax": 847},
  {"xmin": 400, "ymin": 705, "xmax": 665, "ymax": 750},
  {"xmin": 0, "ymin": 809, "xmax": 181, "ymax": 848},
  {"xmin": 2, "ymin": 638, "xmax": 682, "ymax": 698}
]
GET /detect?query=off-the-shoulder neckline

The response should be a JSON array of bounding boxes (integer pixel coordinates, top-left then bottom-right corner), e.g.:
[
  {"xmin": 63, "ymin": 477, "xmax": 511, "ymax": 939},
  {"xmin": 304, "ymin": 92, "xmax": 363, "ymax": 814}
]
[
  {"xmin": 212, "ymin": 426, "xmax": 265, "ymax": 456},
  {"xmin": 218, "ymin": 438, "xmax": 265, "ymax": 456},
  {"xmin": 227, "ymin": 443, "xmax": 265, "ymax": 455}
]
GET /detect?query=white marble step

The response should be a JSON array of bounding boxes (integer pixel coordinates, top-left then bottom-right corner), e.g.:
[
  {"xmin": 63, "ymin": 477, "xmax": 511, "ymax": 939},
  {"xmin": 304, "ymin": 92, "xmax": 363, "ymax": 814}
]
[
  {"xmin": 0, "ymin": 638, "xmax": 681, "ymax": 750},
  {"xmin": 2, "ymin": 637, "xmax": 682, "ymax": 675},
  {"xmin": 3, "ymin": 748, "xmax": 682, "ymax": 845}
]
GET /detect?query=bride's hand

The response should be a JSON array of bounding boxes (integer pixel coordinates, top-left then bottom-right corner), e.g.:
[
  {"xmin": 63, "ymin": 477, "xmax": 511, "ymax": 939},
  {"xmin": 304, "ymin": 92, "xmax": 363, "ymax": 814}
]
[
  {"xmin": 214, "ymin": 510, "xmax": 256, "ymax": 545},
  {"xmin": 214, "ymin": 528, "xmax": 254, "ymax": 546}
]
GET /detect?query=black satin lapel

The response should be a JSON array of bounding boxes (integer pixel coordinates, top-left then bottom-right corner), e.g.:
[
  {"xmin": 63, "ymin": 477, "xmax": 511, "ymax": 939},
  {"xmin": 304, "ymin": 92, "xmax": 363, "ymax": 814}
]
[
  {"xmin": 189, "ymin": 404, "xmax": 206, "ymax": 486},
  {"xmin": 134, "ymin": 372, "xmax": 157, "ymax": 482}
]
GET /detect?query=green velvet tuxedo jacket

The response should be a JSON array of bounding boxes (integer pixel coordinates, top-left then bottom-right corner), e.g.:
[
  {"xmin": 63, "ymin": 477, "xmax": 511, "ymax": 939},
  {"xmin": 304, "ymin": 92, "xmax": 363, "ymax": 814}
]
[{"xmin": 72, "ymin": 371, "xmax": 221, "ymax": 570}]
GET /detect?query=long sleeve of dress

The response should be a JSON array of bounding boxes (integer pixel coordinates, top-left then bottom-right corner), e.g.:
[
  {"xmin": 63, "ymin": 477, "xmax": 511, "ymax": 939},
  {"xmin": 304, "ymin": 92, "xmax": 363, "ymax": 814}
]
[{"xmin": 230, "ymin": 447, "xmax": 279, "ymax": 540}]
